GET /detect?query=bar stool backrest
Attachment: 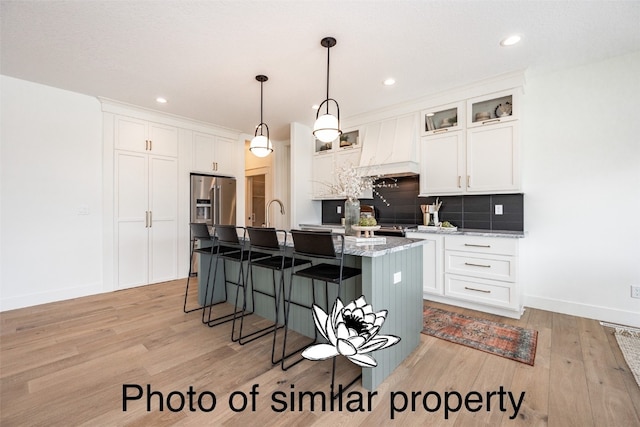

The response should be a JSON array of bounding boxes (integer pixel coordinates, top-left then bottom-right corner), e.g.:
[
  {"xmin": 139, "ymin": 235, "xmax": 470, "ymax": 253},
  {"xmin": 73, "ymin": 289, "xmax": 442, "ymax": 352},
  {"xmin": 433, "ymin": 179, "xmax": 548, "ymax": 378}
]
[
  {"xmin": 214, "ymin": 225, "xmax": 242, "ymax": 244},
  {"xmin": 246, "ymin": 227, "xmax": 281, "ymax": 250},
  {"xmin": 290, "ymin": 230, "xmax": 338, "ymax": 260},
  {"xmin": 190, "ymin": 222, "xmax": 211, "ymax": 240}
]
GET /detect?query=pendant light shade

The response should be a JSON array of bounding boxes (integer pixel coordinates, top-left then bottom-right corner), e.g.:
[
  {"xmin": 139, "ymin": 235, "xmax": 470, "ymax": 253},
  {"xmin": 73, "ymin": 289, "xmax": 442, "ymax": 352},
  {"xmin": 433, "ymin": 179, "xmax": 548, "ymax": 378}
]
[
  {"xmin": 250, "ymin": 75, "xmax": 273, "ymax": 157},
  {"xmin": 313, "ymin": 37, "xmax": 342, "ymax": 143}
]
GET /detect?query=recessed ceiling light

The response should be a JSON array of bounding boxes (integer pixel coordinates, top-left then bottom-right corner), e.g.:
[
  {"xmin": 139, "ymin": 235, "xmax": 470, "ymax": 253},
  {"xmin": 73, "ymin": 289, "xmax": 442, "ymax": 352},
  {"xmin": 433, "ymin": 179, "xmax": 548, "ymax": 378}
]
[
  {"xmin": 500, "ymin": 35, "xmax": 521, "ymax": 47},
  {"xmin": 156, "ymin": 97, "xmax": 167, "ymax": 104},
  {"xmin": 383, "ymin": 78, "xmax": 396, "ymax": 86}
]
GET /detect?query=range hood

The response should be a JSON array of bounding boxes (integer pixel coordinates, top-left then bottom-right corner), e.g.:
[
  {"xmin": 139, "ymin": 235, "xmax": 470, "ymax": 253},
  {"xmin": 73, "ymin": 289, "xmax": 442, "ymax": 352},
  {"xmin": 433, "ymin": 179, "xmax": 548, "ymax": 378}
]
[{"xmin": 357, "ymin": 113, "xmax": 420, "ymax": 177}]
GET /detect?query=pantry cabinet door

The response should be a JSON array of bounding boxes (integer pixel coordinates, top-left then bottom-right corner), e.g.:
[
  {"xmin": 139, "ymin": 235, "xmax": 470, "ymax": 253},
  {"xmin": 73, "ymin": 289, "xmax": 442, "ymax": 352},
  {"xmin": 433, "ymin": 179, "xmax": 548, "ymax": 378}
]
[
  {"xmin": 115, "ymin": 151, "xmax": 149, "ymax": 289},
  {"xmin": 148, "ymin": 156, "xmax": 178, "ymax": 284},
  {"xmin": 148, "ymin": 123, "xmax": 178, "ymax": 157},
  {"xmin": 115, "ymin": 116, "xmax": 148, "ymax": 153}
]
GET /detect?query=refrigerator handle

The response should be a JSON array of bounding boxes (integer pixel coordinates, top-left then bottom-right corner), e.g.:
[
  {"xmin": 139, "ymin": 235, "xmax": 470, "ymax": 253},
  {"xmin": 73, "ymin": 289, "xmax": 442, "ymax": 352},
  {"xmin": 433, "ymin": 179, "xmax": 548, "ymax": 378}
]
[
  {"xmin": 211, "ymin": 185, "xmax": 220, "ymax": 225},
  {"xmin": 210, "ymin": 186, "xmax": 216, "ymax": 225},
  {"xmin": 216, "ymin": 185, "xmax": 222, "ymax": 225}
]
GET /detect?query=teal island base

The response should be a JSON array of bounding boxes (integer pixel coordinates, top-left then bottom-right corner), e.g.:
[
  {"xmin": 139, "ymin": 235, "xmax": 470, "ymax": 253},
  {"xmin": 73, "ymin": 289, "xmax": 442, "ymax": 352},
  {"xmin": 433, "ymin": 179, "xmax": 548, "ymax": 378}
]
[{"xmin": 197, "ymin": 236, "xmax": 425, "ymax": 391}]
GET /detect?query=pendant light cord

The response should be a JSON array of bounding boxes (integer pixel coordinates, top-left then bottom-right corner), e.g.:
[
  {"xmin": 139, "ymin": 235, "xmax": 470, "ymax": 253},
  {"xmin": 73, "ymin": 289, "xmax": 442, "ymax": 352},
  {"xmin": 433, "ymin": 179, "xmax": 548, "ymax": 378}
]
[
  {"xmin": 325, "ymin": 43, "xmax": 330, "ymax": 114},
  {"xmin": 259, "ymin": 79, "xmax": 264, "ymax": 135}
]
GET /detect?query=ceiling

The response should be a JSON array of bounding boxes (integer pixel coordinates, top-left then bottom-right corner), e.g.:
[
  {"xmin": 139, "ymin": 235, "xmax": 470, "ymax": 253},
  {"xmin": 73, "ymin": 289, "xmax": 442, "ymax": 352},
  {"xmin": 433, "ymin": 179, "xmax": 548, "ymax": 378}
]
[{"xmin": 2, "ymin": 1, "xmax": 639, "ymax": 141}]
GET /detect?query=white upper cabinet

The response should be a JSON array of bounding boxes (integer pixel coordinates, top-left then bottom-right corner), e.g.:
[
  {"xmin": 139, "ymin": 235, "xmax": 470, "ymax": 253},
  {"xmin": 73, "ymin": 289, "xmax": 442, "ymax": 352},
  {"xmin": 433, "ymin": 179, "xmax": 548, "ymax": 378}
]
[
  {"xmin": 312, "ymin": 152, "xmax": 336, "ymax": 198},
  {"xmin": 115, "ymin": 115, "xmax": 178, "ymax": 157},
  {"xmin": 466, "ymin": 121, "xmax": 520, "ymax": 192},
  {"xmin": 311, "ymin": 129, "xmax": 369, "ymax": 199},
  {"xmin": 467, "ymin": 89, "xmax": 518, "ymax": 127},
  {"xmin": 192, "ymin": 132, "xmax": 237, "ymax": 176},
  {"xmin": 421, "ymin": 101, "xmax": 464, "ymax": 136},
  {"xmin": 420, "ymin": 132, "xmax": 466, "ymax": 195},
  {"xmin": 420, "ymin": 88, "xmax": 521, "ymax": 196}
]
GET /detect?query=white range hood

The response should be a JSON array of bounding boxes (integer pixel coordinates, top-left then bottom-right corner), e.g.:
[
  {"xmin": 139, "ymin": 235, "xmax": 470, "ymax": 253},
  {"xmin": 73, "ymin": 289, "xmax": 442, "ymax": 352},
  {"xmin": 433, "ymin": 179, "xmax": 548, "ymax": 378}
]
[{"xmin": 357, "ymin": 112, "xmax": 420, "ymax": 177}]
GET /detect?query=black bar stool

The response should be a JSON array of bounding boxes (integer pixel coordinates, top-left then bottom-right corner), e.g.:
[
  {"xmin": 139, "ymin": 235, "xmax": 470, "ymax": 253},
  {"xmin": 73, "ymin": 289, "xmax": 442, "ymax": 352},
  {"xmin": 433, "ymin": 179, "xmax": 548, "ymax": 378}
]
[
  {"xmin": 234, "ymin": 227, "xmax": 312, "ymax": 363},
  {"xmin": 202, "ymin": 226, "xmax": 270, "ymax": 333},
  {"xmin": 281, "ymin": 230, "xmax": 362, "ymax": 398},
  {"xmin": 184, "ymin": 223, "xmax": 219, "ymax": 313}
]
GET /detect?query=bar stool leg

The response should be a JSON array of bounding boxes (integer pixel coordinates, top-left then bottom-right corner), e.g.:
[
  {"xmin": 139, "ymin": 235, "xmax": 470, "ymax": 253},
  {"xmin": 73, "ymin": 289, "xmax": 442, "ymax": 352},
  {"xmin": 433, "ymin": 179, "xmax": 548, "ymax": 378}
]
[
  {"xmin": 230, "ymin": 260, "xmax": 250, "ymax": 342},
  {"xmin": 233, "ymin": 262, "xmax": 285, "ymax": 346},
  {"xmin": 280, "ymin": 272, "xmax": 320, "ymax": 371},
  {"xmin": 202, "ymin": 254, "xmax": 238, "ymax": 327}
]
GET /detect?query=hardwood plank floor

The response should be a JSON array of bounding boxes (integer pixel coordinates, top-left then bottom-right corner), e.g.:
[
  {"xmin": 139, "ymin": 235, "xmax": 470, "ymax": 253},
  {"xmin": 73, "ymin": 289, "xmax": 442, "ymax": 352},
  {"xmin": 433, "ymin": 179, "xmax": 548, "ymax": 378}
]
[{"xmin": 1, "ymin": 279, "xmax": 638, "ymax": 426}]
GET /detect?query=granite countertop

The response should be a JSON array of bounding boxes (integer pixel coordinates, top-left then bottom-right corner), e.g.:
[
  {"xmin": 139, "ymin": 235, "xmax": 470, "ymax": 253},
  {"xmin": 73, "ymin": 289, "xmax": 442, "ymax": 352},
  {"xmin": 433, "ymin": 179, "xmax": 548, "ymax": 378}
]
[
  {"xmin": 291, "ymin": 226, "xmax": 427, "ymax": 257},
  {"xmin": 299, "ymin": 223, "xmax": 525, "ymax": 238},
  {"xmin": 341, "ymin": 236, "xmax": 427, "ymax": 258},
  {"xmin": 406, "ymin": 228, "xmax": 525, "ymax": 238}
]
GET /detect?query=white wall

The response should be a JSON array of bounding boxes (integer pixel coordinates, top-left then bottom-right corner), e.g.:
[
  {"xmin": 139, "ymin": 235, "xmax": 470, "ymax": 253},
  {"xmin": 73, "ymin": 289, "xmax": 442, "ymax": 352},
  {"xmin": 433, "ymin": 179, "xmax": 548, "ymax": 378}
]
[
  {"xmin": 521, "ymin": 51, "xmax": 640, "ymax": 327},
  {"xmin": 1, "ymin": 75, "xmax": 104, "ymax": 310},
  {"xmin": 289, "ymin": 122, "xmax": 321, "ymax": 229}
]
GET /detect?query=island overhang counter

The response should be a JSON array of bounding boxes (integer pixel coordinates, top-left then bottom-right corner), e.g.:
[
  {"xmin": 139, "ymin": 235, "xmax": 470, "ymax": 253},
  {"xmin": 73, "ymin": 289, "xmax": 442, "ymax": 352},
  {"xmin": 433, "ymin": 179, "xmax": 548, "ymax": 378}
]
[{"xmin": 197, "ymin": 235, "xmax": 427, "ymax": 391}]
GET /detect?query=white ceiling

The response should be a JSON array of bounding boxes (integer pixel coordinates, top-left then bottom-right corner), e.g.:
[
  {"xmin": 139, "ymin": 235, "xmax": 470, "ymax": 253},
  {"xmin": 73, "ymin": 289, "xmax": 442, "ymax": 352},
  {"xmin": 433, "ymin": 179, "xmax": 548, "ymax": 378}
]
[{"xmin": 2, "ymin": 1, "xmax": 640, "ymax": 140}]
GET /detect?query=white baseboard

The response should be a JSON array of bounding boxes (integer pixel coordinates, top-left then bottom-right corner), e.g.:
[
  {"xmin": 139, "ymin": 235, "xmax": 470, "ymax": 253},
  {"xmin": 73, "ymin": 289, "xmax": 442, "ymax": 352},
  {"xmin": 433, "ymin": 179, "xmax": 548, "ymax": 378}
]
[
  {"xmin": 524, "ymin": 294, "xmax": 640, "ymax": 328},
  {"xmin": 0, "ymin": 282, "xmax": 105, "ymax": 312}
]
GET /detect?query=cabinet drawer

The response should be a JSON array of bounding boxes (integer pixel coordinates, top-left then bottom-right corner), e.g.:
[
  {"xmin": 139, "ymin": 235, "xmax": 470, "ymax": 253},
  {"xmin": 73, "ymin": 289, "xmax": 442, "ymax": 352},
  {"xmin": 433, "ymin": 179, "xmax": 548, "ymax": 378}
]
[
  {"xmin": 445, "ymin": 251, "xmax": 515, "ymax": 282},
  {"xmin": 445, "ymin": 274, "xmax": 516, "ymax": 309},
  {"xmin": 445, "ymin": 235, "xmax": 517, "ymax": 256}
]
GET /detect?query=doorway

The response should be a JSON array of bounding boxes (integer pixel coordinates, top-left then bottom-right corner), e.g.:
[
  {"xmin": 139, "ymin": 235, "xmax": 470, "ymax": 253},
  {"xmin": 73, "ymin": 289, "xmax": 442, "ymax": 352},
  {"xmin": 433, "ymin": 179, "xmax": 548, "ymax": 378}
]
[{"xmin": 246, "ymin": 173, "xmax": 266, "ymax": 227}]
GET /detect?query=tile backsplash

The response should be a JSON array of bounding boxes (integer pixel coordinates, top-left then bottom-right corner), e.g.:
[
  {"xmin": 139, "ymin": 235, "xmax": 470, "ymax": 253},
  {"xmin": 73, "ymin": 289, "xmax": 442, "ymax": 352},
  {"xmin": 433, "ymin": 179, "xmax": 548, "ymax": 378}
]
[{"xmin": 321, "ymin": 175, "xmax": 524, "ymax": 231}]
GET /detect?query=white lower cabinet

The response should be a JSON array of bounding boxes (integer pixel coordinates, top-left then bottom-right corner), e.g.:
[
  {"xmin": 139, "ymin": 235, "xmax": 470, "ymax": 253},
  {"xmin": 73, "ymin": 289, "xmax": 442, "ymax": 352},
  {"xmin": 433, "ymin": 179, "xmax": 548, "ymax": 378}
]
[
  {"xmin": 405, "ymin": 232, "xmax": 443, "ymax": 296},
  {"xmin": 407, "ymin": 232, "xmax": 522, "ymax": 318},
  {"xmin": 115, "ymin": 150, "xmax": 178, "ymax": 289}
]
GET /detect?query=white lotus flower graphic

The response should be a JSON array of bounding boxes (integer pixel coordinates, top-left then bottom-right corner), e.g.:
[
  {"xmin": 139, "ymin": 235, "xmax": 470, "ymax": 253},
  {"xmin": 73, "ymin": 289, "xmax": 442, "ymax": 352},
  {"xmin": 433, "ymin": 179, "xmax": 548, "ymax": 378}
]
[{"xmin": 301, "ymin": 296, "xmax": 400, "ymax": 367}]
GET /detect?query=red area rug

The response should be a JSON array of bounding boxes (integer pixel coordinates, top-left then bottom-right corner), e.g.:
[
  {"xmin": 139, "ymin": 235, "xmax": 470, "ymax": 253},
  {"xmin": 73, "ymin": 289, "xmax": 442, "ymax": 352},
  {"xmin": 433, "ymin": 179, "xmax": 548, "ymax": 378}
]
[{"xmin": 422, "ymin": 306, "xmax": 538, "ymax": 366}]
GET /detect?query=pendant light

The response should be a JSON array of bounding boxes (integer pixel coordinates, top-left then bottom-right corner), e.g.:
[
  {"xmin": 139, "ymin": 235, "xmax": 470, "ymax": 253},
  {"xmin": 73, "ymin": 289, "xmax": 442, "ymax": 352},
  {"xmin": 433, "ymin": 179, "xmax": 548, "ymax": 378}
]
[
  {"xmin": 250, "ymin": 74, "xmax": 273, "ymax": 157},
  {"xmin": 313, "ymin": 37, "xmax": 342, "ymax": 143}
]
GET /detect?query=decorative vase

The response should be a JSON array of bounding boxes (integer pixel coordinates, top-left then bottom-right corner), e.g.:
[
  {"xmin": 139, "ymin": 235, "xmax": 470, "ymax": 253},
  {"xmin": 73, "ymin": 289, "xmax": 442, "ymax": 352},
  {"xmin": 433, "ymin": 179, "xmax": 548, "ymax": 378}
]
[{"xmin": 344, "ymin": 198, "xmax": 360, "ymax": 236}]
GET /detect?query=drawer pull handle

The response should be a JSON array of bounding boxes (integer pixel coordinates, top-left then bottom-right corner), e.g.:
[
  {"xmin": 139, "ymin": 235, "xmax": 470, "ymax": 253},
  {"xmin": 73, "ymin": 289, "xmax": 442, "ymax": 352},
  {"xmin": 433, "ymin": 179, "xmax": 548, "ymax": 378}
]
[
  {"xmin": 433, "ymin": 128, "xmax": 449, "ymax": 134},
  {"xmin": 482, "ymin": 118, "xmax": 501, "ymax": 125},
  {"xmin": 465, "ymin": 262, "xmax": 491, "ymax": 268},
  {"xmin": 465, "ymin": 286, "xmax": 491, "ymax": 294},
  {"xmin": 464, "ymin": 243, "xmax": 491, "ymax": 248}
]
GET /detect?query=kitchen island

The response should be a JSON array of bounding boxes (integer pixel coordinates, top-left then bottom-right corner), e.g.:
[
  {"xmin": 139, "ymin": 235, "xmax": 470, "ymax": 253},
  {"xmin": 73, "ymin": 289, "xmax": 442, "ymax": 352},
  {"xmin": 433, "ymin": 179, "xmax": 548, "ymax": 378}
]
[{"xmin": 197, "ymin": 235, "xmax": 426, "ymax": 391}]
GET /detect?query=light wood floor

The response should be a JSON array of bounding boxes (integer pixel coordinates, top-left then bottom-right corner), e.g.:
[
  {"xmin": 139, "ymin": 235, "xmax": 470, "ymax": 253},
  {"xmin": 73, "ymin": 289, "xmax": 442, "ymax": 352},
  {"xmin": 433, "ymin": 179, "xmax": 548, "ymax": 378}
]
[{"xmin": 1, "ymin": 278, "xmax": 639, "ymax": 426}]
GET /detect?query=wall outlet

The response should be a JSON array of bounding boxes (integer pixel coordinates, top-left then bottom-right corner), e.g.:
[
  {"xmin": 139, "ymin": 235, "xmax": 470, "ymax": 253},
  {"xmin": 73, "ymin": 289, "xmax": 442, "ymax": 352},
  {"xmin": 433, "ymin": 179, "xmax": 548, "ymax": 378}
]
[
  {"xmin": 495, "ymin": 204, "xmax": 503, "ymax": 215},
  {"xmin": 393, "ymin": 272, "xmax": 402, "ymax": 284},
  {"xmin": 337, "ymin": 206, "xmax": 342, "ymax": 214},
  {"xmin": 631, "ymin": 285, "xmax": 640, "ymax": 299}
]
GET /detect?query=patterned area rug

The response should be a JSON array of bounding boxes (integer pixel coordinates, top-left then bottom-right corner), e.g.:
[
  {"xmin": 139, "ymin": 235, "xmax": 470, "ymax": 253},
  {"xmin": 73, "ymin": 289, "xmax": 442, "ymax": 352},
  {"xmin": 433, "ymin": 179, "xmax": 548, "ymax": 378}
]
[
  {"xmin": 422, "ymin": 306, "xmax": 538, "ymax": 366},
  {"xmin": 615, "ymin": 328, "xmax": 640, "ymax": 388}
]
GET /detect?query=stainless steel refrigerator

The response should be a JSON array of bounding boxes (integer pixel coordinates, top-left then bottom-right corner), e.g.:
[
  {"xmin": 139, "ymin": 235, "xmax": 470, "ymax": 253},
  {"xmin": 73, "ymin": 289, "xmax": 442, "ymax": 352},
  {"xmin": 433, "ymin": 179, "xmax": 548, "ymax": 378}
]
[
  {"xmin": 190, "ymin": 173, "xmax": 237, "ymax": 228},
  {"xmin": 190, "ymin": 173, "xmax": 236, "ymax": 275}
]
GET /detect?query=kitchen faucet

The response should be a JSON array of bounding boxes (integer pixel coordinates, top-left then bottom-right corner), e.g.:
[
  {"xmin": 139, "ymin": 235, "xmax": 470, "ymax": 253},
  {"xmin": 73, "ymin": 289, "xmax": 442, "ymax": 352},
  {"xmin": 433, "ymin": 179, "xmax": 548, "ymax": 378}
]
[{"xmin": 265, "ymin": 198, "xmax": 285, "ymax": 228}]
